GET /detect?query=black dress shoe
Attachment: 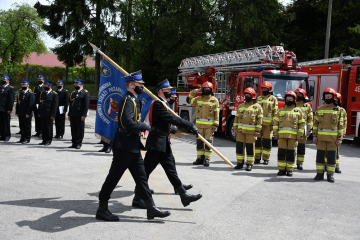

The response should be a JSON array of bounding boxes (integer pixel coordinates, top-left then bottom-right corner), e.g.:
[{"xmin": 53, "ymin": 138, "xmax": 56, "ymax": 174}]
[
  {"xmin": 16, "ymin": 140, "xmax": 24, "ymax": 143},
  {"xmin": 76, "ymin": 145, "xmax": 81, "ymax": 149},
  {"xmin": 32, "ymin": 133, "xmax": 40, "ymax": 137},
  {"xmin": 58, "ymin": 136, "xmax": 63, "ymax": 140},
  {"xmin": 105, "ymin": 147, "xmax": 112, "ymax": 153},
  {"xmin": 45, "ymin": 142, "xmax": 51, "ymax": 146},
  {"xmin": 22, "ymin": 140, "xmax": 30, "ymax": 144},
  {"xmin": 68, "ymin": 145, "xmax": 76, "ymax": 148},
  {"xmin": 4, "ymin": 137, "xmax": 10, "ymax": 142},
  {"xmin": 96, "ymin": 201, "xmax": 119, "ymax": 221},
  {"xmin": 98, "ymin": 147, "xmax": 106, "ymax": 152},
  {"xmin": 174, "ymin": 184, "xmax": 193, "ymax": 194},
  {"xmin": 38, "ymin": 142, "xmax": 46, "ymax": 145},
  {"xmin": 176, "ymin": 186, "xmax": 202, "ymax": 207},
  {"xmin": 132, "ymin": 197, "xmax": 147, "ymax": 209},
  {"xmin": 145, "ymin": 198, "xmax": 171, "ymax": 220},
  {"xmin": 54, "ymin": 135, "xmax": 59, "ymax": 139}
]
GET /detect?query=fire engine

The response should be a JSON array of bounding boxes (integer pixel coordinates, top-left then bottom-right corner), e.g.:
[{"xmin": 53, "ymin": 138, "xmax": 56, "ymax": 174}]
[
  {"xmin": 175, "ymin": 45, "xmax": 312, "ymax": 141},
  {"xmin": 298, "ymin": 55, "xmax": 360, "ymax": 143}
]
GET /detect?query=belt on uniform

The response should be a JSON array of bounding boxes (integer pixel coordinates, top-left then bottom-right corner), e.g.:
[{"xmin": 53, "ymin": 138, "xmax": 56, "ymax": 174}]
[
  {"xmin": 118, "ymin": 128, "xmax": 140, "ymax": 135},
  {"xmin": 151, "ymin": 127, "xmax": 170, "ymax": 137}
]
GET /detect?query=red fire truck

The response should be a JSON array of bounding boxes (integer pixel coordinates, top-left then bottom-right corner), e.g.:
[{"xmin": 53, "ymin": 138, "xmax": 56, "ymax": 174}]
[
  {"xmin": 175, "ymin": 45, "xmax": 312, "ymax": 141},
  {"xmin": 298, "ymin": 55, "xmax": 360, "ymax": 143}
]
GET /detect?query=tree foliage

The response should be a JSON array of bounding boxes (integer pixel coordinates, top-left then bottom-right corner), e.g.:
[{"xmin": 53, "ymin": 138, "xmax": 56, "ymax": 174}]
[{"xmin": 0, "ymin": 3, "xmax": 47, "ymax": 77}]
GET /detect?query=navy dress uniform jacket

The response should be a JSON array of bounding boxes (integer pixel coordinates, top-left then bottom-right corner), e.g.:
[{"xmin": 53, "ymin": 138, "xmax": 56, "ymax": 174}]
[
  {"xmin": 39, "ymin": 91, "xmax": 59, "ymax": 118},
  {"xmin": 0, "ymin": 85, "xmax": 15, "ymax": 112},
  {"xmin": 56, "ymin": 89, "xmax": 70, "ymax": 112},
  {"xmin": 16, "ymin": 90, "xmax": 35, "ymax": 116},
  {"xmin": 68, "ymin": 89, "xmax": 90, "ymax": 117}
]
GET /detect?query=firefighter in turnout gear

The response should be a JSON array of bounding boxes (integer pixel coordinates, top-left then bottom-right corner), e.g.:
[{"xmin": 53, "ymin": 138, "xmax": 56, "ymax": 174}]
[
  {"xmin": 294, "ymin": 88, "xmax": 313, "ymax": 170},
  {"xmin": 187, "ymin": 82, "xmax": 220, "ymax": 167},
  {"xmin": 313, "ymin": 88, "xmax": 344, "ymax": 183},
  {"xmin": 233, "ymin": 87, "xmax": 263, "ymax": 171},
  {"xmin": 273, "ymin": 91, "xmax": 305, "ymax": 177},
  {"xmin": 334, "ymin": 92, "xmax": 346, "ymax": 174},
  {"xmin": 255, "ymin": 81, "xmax": 278, "ymax": 165}
]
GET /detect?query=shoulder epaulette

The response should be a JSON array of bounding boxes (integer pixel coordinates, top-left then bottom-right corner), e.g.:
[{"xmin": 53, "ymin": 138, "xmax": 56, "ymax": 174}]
[
  {"xmin": 53, "ymin": 91, "xmax": 58, "ymax": 94},
  {"xmin": 28, "ymin": 89, "xmax": 33, "ymax": 93},
  {"xmin": 10, "ymin": 86, "xmax": 14, "ymax": 88},
  {"xmin": 84, "ymin": 89, "xmax": 88, "ymax": 92}
]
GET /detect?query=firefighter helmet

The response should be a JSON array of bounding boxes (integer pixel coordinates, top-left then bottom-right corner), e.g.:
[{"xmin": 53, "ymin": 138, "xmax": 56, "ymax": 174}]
[
  {"xmin": 323, "ymin": 87, "xmax": 336, "ymax": 99},
  {"xmin": 202, "ymin": 81, "xmax": 214, "ymax": 92},
  {"xmin": 295, "ymin": 88, "xmax": 307, "ymax": 98},
  {"xmin": 336, "ymin": 92, "xmax": 342, "ymax": 104},
  {"xmin": 244, "ymin": 87, "xmax": 256, "ymax": 99},
  {"xmin": 261, "ymin": 81, "xmax": 273, "ymax": 92},
  {"xmin": 284, "ymin": 90, "xmax": 297, "ymax": 102}
]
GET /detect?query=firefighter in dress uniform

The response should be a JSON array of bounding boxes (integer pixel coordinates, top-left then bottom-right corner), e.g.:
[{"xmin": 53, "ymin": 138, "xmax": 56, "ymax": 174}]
[
  {"xmin": 255, "ymin": 81, "xmax": 278, "ymax": 165},
  {"xmin": 294, "ymin": 88, "xmax": 313, "ymax": 170},
  {"xmin": 54, "ymin": 80, "xmax": 70, "ymax": 140},
  {"xmin": 38, "ymin": 81, "xmax": 59, "ymax": 146},
  {"xmin": 68, "ymin": 80, "xmax": 90, "ymax": 149},
  {"xmin": 33, "ymin": 75, "xmax": 45, "ymax": 137},
  {"xmin": 0, "ymin": 75, "xmax": 15, "ymax": 141},
  {"xmin": 97, "ymin": 71, "xmax": 170, "ymax": 221},
  {"xmin": 313, "ymin": 88, "xmax": 344, "ymax": 183},
  {"xmin": 187, "ymin": 82, "xmax": 220, "ymax": 167},
  {"xmin": 15, "ymin": 80, "xmax": 35, "ymax": 144},
  {"xmin": 334, "ymin": 92, "xmax": 346, "ymax": 174},
  {"xmin": 132, "ymin": 80, "xmax": 201, "ymax": 209},
  {"xmin": 273, "ymin": 91, "xmax": 305, "ymax": 177},
  {"xmin": 233, "ymin": 87, "xmax": 263, "ymax": 171}
]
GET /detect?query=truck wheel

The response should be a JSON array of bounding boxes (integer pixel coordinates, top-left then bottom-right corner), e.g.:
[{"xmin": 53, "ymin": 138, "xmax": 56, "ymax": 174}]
[
  {"xmin": 180, "ymin": 111, "xmax": 190, "ymax": 132},
  {"xmin": 228, "ymin": 118, "xmax": 236, "ymax": 142}
]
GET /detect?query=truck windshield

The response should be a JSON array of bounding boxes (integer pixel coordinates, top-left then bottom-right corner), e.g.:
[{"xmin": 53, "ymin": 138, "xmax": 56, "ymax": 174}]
[{"xmin": 263, "ymin": 77, "xmax": 305, "ymax": 101}]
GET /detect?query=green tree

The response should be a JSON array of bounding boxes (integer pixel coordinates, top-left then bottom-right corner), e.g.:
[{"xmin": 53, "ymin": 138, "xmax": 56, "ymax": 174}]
[{"xmin": 0, "ymin": 3, "xmax": 47, "ymax": 77}]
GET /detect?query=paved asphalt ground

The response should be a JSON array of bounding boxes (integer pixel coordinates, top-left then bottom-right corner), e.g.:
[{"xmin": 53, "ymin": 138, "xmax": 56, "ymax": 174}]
[{"xmin": 1, "ymin": 110, "xmax": 360, "ymax": 239}]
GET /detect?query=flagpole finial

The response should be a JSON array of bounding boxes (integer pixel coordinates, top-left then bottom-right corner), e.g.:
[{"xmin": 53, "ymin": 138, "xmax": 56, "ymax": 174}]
[{"xmin": 89, "ymin": 42, "xmax": 99, "ymax": 52}]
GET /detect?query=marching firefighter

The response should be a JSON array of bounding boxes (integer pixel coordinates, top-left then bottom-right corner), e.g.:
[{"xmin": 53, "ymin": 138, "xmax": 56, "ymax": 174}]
[
  {"xmin": 313, "ymin": 88, "xmax": 344, "ymax": 183},
  {"xmin": 233, "ymin": 87, "xmax": 263, "ymax": 171},
  {"xmin": 294, "ymin": 88, "xmax": 313, "ymax": 170},
  {"xmin": 255, "ymin": 81, "xmax": 278, "ymax": 165},
  {"xmin": 334, "ymin": 92, "xmax": 346, "ymax": 173},
  {"xmin": 273, "ymin": 91, "xmax": 305, "ymax": 177},
  {"xmin": 187, "ymin": 82, "xmax": 220, "ymax": 167}
]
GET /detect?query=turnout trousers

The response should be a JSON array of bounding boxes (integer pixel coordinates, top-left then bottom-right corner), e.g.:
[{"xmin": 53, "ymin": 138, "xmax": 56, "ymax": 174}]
[
  {"xmin": 296, "ymin": 133, "xmax": 307, "ymax": 165},
  {"xmin": 196, "ymin": 127, "xmax": 213, "ymax": 161},
  {"xmin": 255, "ymin": 125, "xmax": 272, "ymax": 161},
  {"xmin": 99, "ymin": 148, "xmax": 152, "ymax": 201},
  {"xmin": 277, "ymin": 138, "xmax": 297, "ymax": 172},
  {"xmin": 317, "ymin": 141, "xmax": 337, "ymax": 175},
  {"xmin": 236, "ymin": 132, "xmax": 256, "ymax": 165}
]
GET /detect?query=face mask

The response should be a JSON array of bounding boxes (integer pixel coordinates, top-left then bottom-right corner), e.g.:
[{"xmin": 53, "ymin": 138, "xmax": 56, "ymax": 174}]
[
  {"xmin": 168, "ymin": 99, "xmax": 175, "ymax": 105},
  {"xmin": 1, "ymin": 80, "xmax": 6, "ymax": 84},
  {"xmin": 262, "ymin": 91, "xmax": 269, "ymax": 96},
  {"xmin": 134, "ymin": 86, "xmax": 144, "ymax": 95},
  {"xmin": 75, "ymin": 86, "xmax": 80, "ymax": 90},
  {"xmin": 21, "ymin": 87, "xmax": 27, "ymax": 90},
  {"xmin": 38, "ymin": 81, "xmax": 43, "ymax": 85},
  {"xmin": 286, "ymin": 101, "xmax": 294, "ymax": 106},
  {"xmin": 44, "ymin": 87, "xmax": 50, "ymax": 91},
  {"xmin": 203, "ymin": 90, "xmax": 211, "ymax": 96},
  {"xmin": 164, "ymin": 91, "xmax": 172, "ymax": 99},
  {"xmin": 296, "ymin": 97, "xmax": 303, "ymax": 102},
  {"xmin": 57, "ymin": 86, "xmax": 62, "ymax": 90},
  {"xmin": 245, "ymin": 96, "xmax": 253, "ymax": 102},
  {"xmin": 324, "ymin": 99, "xmax": 333, "ymax": 104}
]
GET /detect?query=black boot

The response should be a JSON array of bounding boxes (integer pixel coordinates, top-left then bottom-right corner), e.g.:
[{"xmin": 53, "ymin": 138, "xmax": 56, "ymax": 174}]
[
  {"xmin": 277, "ymin": 170, "xmax": 286, "ymax": 176},
  {"xmin": 98, "ymin": 146, "xmax": 107, "ymax": 152},
  {"xmin": 193, "ymin": 158, "xmax": 203, "ymax": 165},
  {"xmin": 132, "ymin": 189, "xmax": 147, "ymax": 209},
  {"xmin": 105, "ymin": 147, "xmax": 112, "ymax": 153},
  {"xmin": 245, "ymin": 164, "xmax": 252, "ymax": 171},
  {"xmin": 145, "ymin": 198, "xmax": 171, "ymax": 220},
  {"xmin": 335, "ymin": 166, "xmax": 342, "ymax": 174},
  {"xmin": 176, "ymin": 185, "xmax": 202, "ymax": 207},
  {"xmin": 234, "ymin": 162, "xmax": 244, "ymax": 169},
  {"xmin": 254, "ymin": 159, "xmax": 261, "ymax": 164},
  {"xmin": 314, "ymin": 172, "xmax": 324, "ymax": 180},
  {"xmin": 263, "ymin": 160, "xmax": 269, "ymax": 165},
  {"xmin": 297, "ymin": 163, "xmax": 303, "ymax": 170},
  {"xmin": 286, "ymin": 171, "xmax": 293, "ymax": 177},
  {"xmin": 96, "ymin": 201, "xmax": 119, "ymax": 221},
  {"xmin": 174, "ymin": 184, "xmax": 193, "ymax": 194},
  {"xmin": 203, "ymin": 159, "xmax": 210, "ymax": 167},
  {"xmin": 327, "ymin": 174, "xmax": 335, "ymax": 183}
]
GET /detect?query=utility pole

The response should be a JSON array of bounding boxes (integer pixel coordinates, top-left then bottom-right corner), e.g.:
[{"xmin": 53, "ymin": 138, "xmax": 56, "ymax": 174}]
[{"xmin": 324, "ymin": 0, "xmax": 333, "ymax": 59}]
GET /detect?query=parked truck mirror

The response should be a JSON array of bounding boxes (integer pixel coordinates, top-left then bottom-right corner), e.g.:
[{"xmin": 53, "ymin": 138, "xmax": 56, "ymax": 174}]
[{"xmin": 310, "ymin": 85, "xmax": 315, "ymax": 97}]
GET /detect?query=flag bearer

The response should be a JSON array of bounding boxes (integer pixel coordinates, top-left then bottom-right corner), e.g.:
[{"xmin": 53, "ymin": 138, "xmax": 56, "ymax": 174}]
[
  {"xmin": 294, "ymin": 88, "xmax": 313, "ymax": 170},
  {"xmin": 313, "ymin": 88, "xmax": 344, "ymax": 183},
  {"xmin": 233, "ymin": 87, "xmax": 263, "ymax": 171},
  {"xmin": 255, "ymin": 81, "xmax": 278, "ymax": 165},
  {"xmin": 273, "ymin": 91, "xmax": 305, "ymax": 177}
]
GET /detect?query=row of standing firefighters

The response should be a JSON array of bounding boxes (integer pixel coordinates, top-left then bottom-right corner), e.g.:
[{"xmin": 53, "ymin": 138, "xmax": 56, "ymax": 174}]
[{"xmin": 186, "ymin": 81, "xmax": 346, "ymax": 183}]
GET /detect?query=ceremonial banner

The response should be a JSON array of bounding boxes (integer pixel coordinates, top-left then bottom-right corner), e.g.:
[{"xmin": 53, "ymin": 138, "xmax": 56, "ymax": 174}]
[{"xmin": 95, "ymin": 59, "xmax": 152, "ymax": 142}]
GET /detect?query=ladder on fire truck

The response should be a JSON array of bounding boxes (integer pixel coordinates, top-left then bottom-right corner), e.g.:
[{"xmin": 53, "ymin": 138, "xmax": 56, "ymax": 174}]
[{"xmin": 298, "ymin": 55, "xmax": 360, "ymax": 66}]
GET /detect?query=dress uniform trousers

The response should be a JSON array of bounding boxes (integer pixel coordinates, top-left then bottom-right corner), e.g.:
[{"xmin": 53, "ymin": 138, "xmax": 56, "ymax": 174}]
[
  {"xmin": 41, "ymin": 117, "xmax": 54, "ymax": 143},
  {"xmin": 277, "ymin": 138, "xmax": 297, "ymax": 171},
  {"xmin": 296, "ymin": 133, "xmax": 307, "ymax": 164},
  {"xmin": 0, "ymin": 112, "xmax": 11, "ymax": 138},
  {"xmin": 19, "ymin": 116, "xmax": 32, "ymax": 141},
  {"xmin": 255, "ymin": 125, "xmax": 272, "ymax": 161},
  {"xmin": 55, "ymin": 110, "xmax": 66, "ymax": 136},
  {"xmin": 99, "ymin": 148, "xmax": 152, "ymax": 201},
  {"xmin": 70, "ymin": 117, "xmax": 85, "ymax": 146},
  {"xmin": 196, "ymin": 127, "xmax": 213, "ymax": 160},
  {"xmin": 236, "ymin": 132, "xmax": 256, "ymax": 165},
  {"xmin": 34, "ymin": 108, "xmax": 42, "ymax": 134},
  {"xmin": 317, "ymin": 141, "xmax": 337, "ymax": 174}
]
